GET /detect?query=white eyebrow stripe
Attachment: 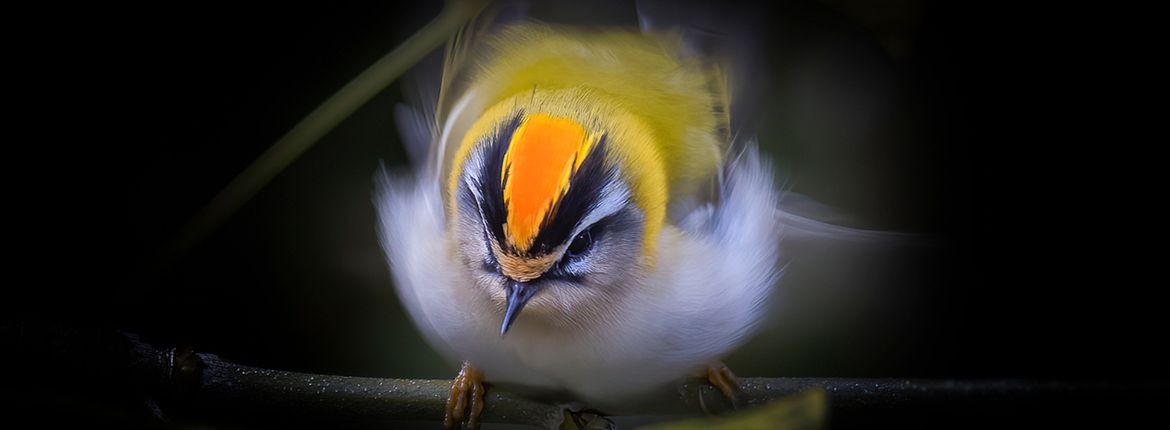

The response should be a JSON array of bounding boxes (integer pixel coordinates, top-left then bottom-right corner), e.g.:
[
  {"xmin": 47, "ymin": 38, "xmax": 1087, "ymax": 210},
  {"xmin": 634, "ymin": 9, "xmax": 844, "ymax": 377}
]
[
  {"xmin": 461, "ymin": 149, "xmax": 494, "ymax": 235},
  {"xmin": 566, "ymin": 172, "xmax": 631, "ymax": 241}
]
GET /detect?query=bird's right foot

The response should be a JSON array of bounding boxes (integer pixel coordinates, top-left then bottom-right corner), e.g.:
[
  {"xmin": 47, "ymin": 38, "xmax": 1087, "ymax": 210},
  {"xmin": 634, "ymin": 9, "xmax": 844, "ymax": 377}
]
[{"xmin": 444, "ymin": 361, "xmax": 485, "ymax": 430}]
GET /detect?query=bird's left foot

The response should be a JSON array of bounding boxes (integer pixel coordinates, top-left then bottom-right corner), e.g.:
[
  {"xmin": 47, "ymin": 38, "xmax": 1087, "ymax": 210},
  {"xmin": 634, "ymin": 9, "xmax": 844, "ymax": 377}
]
[
  {"xmin": 705, "ymin": 361, "xmax": 741, "ymax": 407},
  {"xmin": 444, "ymin": 361, "xmax": 485, "ymax": 430}
]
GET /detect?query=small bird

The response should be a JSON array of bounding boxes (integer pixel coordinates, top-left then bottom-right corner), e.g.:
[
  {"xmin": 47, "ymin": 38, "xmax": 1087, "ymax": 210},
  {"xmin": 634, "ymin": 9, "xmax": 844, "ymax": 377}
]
[{"xmin": 376, "ymin": 6, "xmax": 782, "ymax": 428}]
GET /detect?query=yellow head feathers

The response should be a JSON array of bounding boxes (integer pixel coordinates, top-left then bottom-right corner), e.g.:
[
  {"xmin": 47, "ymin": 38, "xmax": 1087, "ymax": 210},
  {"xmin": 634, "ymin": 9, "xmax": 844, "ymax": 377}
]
[{"xmin": 444, "ymin": 24, "xmax": 728, "ymax": 263}]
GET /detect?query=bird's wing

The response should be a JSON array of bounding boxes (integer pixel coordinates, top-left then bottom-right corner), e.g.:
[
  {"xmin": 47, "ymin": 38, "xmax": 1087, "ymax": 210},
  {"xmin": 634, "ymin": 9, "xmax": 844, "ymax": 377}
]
[
  {"xmin": 677, "ymin": 139, "xmax": 925, "ymax": 325},
  {"xmin": 642, "ymin": 144, "xmax": 783, "ymax": 370},
  {"xmin": 392, "ymin": 53, "xmax": 439, "ymax": 168}
]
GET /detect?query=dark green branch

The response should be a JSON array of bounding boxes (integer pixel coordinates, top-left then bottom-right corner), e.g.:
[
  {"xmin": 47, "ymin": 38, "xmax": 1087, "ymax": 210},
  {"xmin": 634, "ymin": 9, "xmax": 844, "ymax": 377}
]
[
  {"xmin": 10, "ymin": 323, "xmax": 1166, "ymax": 428},
  {"xmin": 117, "ymin": 333, "xmax": 1163, "ymax": 427}
]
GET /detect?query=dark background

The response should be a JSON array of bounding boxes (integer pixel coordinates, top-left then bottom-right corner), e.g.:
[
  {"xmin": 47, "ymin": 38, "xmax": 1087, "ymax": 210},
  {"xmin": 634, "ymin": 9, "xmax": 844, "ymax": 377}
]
[{"xmin": 9, "ymin": 0, "xmax": 1166, "ymax": 427}]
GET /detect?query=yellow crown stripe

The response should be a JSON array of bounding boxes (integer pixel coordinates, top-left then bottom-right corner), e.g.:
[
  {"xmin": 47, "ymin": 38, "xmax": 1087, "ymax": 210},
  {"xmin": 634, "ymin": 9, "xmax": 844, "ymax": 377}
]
[{"xmin": 501, "ymin": 113, "xmax": 594, "ymax": 251}]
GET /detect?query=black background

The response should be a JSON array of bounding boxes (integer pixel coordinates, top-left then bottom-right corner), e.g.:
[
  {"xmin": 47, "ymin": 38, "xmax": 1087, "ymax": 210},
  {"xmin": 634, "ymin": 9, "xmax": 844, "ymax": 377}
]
[{"xmin": 9, "ymin": 0, "xmax": 1167, "ymax": 428}]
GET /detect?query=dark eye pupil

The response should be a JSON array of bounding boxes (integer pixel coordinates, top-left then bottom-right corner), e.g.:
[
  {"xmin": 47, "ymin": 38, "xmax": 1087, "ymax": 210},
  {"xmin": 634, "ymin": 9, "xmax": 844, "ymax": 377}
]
[{"xmin": 567, "ymin": 230, "xmax": 592, "ymax": 256}]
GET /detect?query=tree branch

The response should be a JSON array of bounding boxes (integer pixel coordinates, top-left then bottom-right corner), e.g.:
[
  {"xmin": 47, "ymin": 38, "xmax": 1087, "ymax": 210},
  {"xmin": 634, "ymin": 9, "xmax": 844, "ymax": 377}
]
[
  {"xmin": 119, "ymin": 334, "xmax": 1163, "ymax": 427},
  {"xmin": 162, "ymin": 347, "xmax": 567, "ymax": 428},
  {"xmin": 10, "ymin": 324, "xmax": 1166, "ymax": 428}
]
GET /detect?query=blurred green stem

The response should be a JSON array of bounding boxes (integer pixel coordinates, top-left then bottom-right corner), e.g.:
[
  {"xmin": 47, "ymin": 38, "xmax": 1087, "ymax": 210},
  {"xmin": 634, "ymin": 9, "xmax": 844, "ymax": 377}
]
[{"xmin": 168, "ymin": 0, "xmax": 490, "ymax": 259}]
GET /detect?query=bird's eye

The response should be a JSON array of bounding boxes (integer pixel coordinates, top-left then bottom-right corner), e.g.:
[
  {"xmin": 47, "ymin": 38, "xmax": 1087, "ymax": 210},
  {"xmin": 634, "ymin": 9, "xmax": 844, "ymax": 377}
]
[
  {"xmin": 482, "ymin": 230, "xmax": 500, "ymax": 271},
  {"xmin": 566, "ymin": 229, "xmax": 593, "ymax": 257}
]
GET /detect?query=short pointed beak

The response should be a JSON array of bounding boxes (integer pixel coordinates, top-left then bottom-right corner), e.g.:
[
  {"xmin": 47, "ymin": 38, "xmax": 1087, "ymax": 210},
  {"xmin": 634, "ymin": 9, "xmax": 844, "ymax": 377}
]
[{"xmin": 501, "ymin": 281, "xmax": 540, "ymax": 336}]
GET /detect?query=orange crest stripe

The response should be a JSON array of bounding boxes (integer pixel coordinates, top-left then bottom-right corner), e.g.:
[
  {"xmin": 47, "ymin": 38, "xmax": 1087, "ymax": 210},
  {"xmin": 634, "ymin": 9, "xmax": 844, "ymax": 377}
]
[{"xmin": 501, "ymin": 114, "xmax": 596, "ymax": 251}]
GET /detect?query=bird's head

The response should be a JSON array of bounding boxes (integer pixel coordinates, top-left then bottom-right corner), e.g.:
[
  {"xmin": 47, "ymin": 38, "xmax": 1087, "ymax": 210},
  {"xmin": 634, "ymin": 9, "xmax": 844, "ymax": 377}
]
[{"xmin": 449, "ymin": 109, "xmax": 653, "ymax": 336}]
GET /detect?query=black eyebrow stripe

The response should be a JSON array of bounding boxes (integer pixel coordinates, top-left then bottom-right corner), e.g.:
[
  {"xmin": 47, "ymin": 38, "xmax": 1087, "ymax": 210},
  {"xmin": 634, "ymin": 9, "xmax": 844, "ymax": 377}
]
[{"xmin": 463, "ymin": 112, "xmax": 523, "ymax": 253}]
